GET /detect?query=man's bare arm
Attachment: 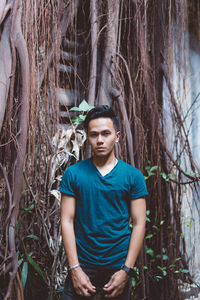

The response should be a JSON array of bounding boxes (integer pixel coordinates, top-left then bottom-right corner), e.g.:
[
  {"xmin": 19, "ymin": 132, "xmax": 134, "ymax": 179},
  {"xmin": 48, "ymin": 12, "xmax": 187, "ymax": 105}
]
[
  {"xmin": 60, "ymin": 194, "xmax": 96, "ymax": 296},
  {"xmin": 124, "ymin": 197, "xmax": 146, "ymax": 267},
  {"xmin": 103, "ymin": 198, "xmax": 146, "ymax": 298}
]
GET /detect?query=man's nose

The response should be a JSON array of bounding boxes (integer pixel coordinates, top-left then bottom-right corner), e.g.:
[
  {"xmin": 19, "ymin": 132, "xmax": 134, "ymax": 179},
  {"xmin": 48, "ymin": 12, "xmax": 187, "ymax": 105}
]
[{"xmin": 97, "ymin": 135, "xmax": 103, "ymax": 144}]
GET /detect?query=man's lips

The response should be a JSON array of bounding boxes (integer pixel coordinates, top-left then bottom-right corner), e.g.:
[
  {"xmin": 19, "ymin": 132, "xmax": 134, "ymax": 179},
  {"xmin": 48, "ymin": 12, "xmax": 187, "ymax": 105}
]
[{"xmin": 96, "ymin": 147, "xmax": 106, "ymax": 151}]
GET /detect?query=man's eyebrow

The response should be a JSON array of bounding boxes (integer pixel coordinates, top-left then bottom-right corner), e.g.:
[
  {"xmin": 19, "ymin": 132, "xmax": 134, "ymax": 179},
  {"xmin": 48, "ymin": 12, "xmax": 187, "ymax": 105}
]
[
  {"xmin": 88, "ymin": 129, "xmax": 111, "ymax": 133},
  {"xmin": 88, "ymin": 130, "xmax": 98, "ymax": 133}
]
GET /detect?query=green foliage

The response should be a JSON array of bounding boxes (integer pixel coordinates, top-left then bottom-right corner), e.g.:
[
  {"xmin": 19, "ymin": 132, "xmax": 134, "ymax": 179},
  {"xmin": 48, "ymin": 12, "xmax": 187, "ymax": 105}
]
[
  {"xmin": 25, "ymin": 234, "xmax": 39, "ymax": 241},
  {"xmin": 181, "ymin": 214, "xmax": 195, "ymax": 227},
  {"xmin": 138, "ymin": 209, "xmax": 189, "ymax": 285},
  {"xmin": 18, "ymin": 251, "xmax": 46, "ymax": 289},
  {"xmin": 146, "ymin": 210, "xmax": 151, "ymax": 222},
  {"xmin": 131, "ymin": 208, "xmax": 186, "ymax": 289},
  {"xmin": 144, "ymin": 162, "xmax": 175, "ymax": 183},
  {"xmin": 21, "ymin": 203, "xmax": 34, "ymax": 213},
  {"xmin": 27, "ymin": 254, "xmax": 45, "ymax": 281},
  {"xmin": 16, "ymin": 217, "xmax": 45, "ymax": 289},
  {"xmin": 21, "ymin": 261, "xmax": 28, "ymax": 289},
  {"xmin": 69, "ymin": 100, "xmax": 94, "ymax": 125},
  {"xmin": 130, "ymin": 160, "xmax": 191, "ymax": 294},
  {"xmin": 144, "ymin": 164, "xmax": 159, "ymax": 180}
]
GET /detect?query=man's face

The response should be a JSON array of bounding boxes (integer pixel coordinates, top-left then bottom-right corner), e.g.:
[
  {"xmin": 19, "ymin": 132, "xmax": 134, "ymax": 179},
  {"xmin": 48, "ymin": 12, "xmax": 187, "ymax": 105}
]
[{"xmin": 87, "ymin": 117, "xmax": 120, "ymax": 157}]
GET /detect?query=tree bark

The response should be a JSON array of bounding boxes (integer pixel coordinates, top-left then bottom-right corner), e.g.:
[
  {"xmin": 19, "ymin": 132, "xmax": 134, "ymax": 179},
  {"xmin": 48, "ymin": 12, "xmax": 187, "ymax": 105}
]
[
  {"xmin": 39, "ymin": 0, "xmax": 80, "ymax": 89},
  {"xmin": 97, "ymin": 0, "xmax": 120, "ymax": 105},
  {"xmin": 4, "ymin": 0, "xmax": 30, "ymax": 299},
  {"xmin": 0, "ymin": 15, "xmax": 12, "ymax": 133},
  {"xmin": 88, "ymin": 0, "xmax": 98, "ymax": 105},
  {"xmin": 0, "ymin": 1, "xmax": 11, "ymax": 25}
]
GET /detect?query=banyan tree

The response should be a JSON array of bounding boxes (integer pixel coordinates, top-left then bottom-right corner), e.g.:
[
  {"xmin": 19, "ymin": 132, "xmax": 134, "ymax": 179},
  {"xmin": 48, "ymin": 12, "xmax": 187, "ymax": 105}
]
[{"xmin": 0, "ymin": 1, "xmax": 200, "ymax": 299}]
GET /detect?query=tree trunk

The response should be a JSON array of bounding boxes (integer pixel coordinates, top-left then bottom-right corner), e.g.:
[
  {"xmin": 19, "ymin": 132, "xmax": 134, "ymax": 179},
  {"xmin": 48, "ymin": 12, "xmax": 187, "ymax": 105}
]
[
  {"xmin": 97, "ymin": 0, "xmax": 120, "ymax": 105},
  {"xmin": 0, "ymin": 15, "xmax": 12, "ymax": 133},
  {"xmin": 87, "ymin": 0, "xmax": 98, "ymax": 105}
]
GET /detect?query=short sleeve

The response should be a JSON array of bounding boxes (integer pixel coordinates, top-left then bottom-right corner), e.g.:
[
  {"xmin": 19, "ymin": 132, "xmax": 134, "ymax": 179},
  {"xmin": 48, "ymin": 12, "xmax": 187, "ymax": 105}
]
[
  {"xmin": 59, "ymin": 167, "xmax": 76, "ymax": 196},
  {"xmin": 130, "ymin": 170, "xmax": 148, "ymax": 200}
]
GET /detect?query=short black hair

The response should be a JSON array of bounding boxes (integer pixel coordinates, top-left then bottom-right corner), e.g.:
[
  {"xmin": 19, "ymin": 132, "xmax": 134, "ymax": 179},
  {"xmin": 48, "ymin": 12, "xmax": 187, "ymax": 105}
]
[{"xmin": 84, "ymin": 105, "xmax": 119, "ymax": 131}]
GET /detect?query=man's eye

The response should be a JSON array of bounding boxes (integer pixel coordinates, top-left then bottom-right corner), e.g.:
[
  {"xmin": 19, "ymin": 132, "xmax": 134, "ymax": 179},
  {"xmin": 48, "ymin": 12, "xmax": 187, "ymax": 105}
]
[
  {"xmin": 103, "ymin": 132, "xmax": 110, "ymax": 136},
  {"xmin": 90, "ymin": 133, "xmax": 97, "ymax": 137}
]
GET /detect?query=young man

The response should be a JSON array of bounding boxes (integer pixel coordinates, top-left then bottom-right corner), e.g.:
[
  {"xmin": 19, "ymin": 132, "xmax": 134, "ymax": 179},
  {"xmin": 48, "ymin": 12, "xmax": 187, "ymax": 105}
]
[{"xmin": 59, "ymin": 106, "xmax": 148, "ymax": 300}]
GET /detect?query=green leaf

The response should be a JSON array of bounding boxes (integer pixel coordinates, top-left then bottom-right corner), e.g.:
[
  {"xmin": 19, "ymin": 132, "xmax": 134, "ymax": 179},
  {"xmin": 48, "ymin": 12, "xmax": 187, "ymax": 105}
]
[
  {"xmin": 169, "ymin": 264, "xmax": 175, "ymax": 269},
  {"xmin": 158, "ymin": 266, "xmax": 167, "ymax": 271},
  {"xmin": 133, "ymin": 266, "xmax": 139, "ymax": 274},
  {"xmin": 180, "ymin": 233, "xmax": 184, "ymax": 239},
  {"xmin": 155, "ymin": 275, "xmax": 163, "ymax": 281},
  {"xmin": 152, "ymin": 225, "xmax": 159, "ymax": 231},
  {"xmin": 146, "ymin": 210, "xmax": 150, "ymax": 216},
  {"xmin": 180, "ymin": 269, "xmax": 189, "ymax": 273},
  {"xmin": 71, "ymin": 116, "xmax": 81, "ymax": 125},
  {"xmin": 145, "ymin": 234, "xmax": 153, "ymax": 239},
  {"xmin": 18, "ymin": 258, "xmax": 23, "ymax": 266},
  {"xmin": 27, "ymin": 255, "xmax": 45, "ymax": 281},
  {"xmin": 69, "ymin": 106, "xmax": 80, "ymax": 111},
  {"xmin": 163, "ymin": 270, "xmax": 167, "ymax": 276},
  {"xmin": 20, "ymin": 190, "xmax": 27, "ymax": 199},
  {"xmin": 174, "ymin": 257, "xmax": 182, "ymax": 262},
  {"xmin": 186, "ymin": 220, "xmax": 191, "ymax": 227},
  {"xmin": 146, "ymin": 246, "xmax": 154, "ymax": 257},
  {"xmin": 132, "ymin": 277, "xmax": 136, "ymax": 287},
  {"xmin": 22, "ymin": 204, "xmax": 34, "ymax": 213},
  {"xmin": 143, "ymin": 266, "xmax": 148, "ymax": 270},
  {"xmin": 21, "ymin": 262, "xmax": 28, "ymax": 289},
  {"xmin": 160, "ymin": 220, "xmax": 165, "ymax": 225},
  {"xmin": 178, "ymin": 157, "xmax": 181, "ymax": 166},
  {"xmin": 78, "ymin": 114, "xmax": 86, "ymax": 121},
  {"xmin": 70, "ymin": 100, "xmax": 94, "ymax": 112},
  {"xmin": 71, "ymin": 115, "xmax": 86, "ymax": 125},
  {"xmin": 150, "ymin": 166, "xmax": 158, "ymax": 172},
  {"xmin": 146, "ymin": 217, "xmax": 151, "ymax": 222},
  {"xmin": 79, "ymin": 100, "xmax": 94, "ymax": 112},
  {"xmin": 160, "ymin": 172, "xmax": 167, "ymax": 179},
  {"xmin": 163, "ymin": 255, "xmax": 168, "ymax": 260},
  {"xmin": 25, "ymin": 235, "xmax": 39, "ymax": 241}
]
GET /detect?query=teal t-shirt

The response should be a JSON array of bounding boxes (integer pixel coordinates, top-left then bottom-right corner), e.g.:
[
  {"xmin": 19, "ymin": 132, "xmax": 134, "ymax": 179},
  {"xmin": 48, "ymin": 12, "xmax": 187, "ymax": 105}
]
[{"xmin": 59, "ymin": 158, "xmax": 148, "ymax": 269}]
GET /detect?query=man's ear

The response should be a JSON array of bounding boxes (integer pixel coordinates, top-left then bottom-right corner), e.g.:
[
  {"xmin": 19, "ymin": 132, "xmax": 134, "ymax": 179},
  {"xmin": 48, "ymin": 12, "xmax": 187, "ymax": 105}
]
[{"xmin": 115, "ymin": 131, "xmax": 120, "ymax": 143}]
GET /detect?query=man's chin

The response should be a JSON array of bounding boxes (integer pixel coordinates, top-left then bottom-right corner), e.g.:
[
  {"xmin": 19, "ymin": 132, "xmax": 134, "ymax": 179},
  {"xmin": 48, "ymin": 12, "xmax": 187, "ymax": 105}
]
[{"xmin": 93, "ymin": 151, "xmax": 108, "ymax": 157}]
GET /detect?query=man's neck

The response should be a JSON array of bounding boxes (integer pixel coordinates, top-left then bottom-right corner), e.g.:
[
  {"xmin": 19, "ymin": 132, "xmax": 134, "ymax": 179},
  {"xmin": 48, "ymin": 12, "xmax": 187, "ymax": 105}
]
[
  {"xmin": 92, "ymin": 153, "xmax": 118, "ymax": 177},
  {"xmin": 92, "ymin": 152, "xmax": 116, "ymax": 168}
]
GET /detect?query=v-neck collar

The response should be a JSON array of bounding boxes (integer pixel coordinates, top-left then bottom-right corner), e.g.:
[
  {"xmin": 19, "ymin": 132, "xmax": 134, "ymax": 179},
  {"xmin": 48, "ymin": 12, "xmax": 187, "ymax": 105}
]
[{"xmin": 89, "ymin": 158, "xmax": 119, "ymax": 178}]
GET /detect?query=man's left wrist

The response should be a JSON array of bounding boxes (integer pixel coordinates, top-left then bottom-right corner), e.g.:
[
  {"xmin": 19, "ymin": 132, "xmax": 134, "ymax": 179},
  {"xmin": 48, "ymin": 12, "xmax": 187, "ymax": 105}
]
[{"xmin": 121, "ymin": 264, "xmax": 135, "ymax": 277}]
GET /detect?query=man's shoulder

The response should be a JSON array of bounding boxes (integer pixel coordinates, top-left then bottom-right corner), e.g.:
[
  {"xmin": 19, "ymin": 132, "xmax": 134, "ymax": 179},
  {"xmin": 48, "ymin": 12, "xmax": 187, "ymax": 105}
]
[
  {"xmin": 118, "ymin": 160, "xmax": 143, "ymax": 175},
  {"xmin": 67, "ymin": 159, "xmax": 91, "ymax": 173}
]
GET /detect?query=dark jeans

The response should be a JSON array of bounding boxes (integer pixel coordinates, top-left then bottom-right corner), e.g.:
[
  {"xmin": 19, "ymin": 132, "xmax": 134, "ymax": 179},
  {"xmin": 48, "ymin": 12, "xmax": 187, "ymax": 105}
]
[{"xmin": 61, "ymin": 265, "xmax": 132, "ymax": 300}]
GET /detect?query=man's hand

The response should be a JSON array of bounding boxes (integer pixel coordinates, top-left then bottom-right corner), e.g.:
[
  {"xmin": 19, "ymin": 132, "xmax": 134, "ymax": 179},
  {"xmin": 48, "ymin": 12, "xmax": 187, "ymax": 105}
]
[
  {"xmin": 103, "ymin": 270, "xmax": 129, "ymax": 298},
  {"xmin": 71, "ymin": 267, "xmax": 96, "ymax": 297}
]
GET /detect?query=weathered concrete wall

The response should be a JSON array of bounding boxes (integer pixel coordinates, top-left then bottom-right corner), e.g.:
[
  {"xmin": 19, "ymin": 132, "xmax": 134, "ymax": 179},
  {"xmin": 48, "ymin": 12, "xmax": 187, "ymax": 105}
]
[{"xmin": 163, "ymin": 25, "xmax": 200, "ymax": 282}]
